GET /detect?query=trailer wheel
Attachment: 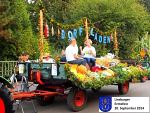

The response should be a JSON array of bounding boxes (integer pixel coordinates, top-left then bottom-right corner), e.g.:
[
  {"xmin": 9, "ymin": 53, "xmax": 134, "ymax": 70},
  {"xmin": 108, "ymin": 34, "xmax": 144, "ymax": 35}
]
[
  {"xmin": 118, "ymin": 81, "xmax": 129, "ymax": 95},
  {"xmin": 148, "ymin": 76, "xmax": 150, "ymax": 80},
  {"xmin": 36, "ymin": 85, "xmax": 55, "ymax": 106},
  {"xmin": 0, "ymin": 87, "xmax": 14, "ymax": 113},
  {"xmin": 140, "ymin": 76, "xmax": 147, "ymax": 83},
  {"xmin": 67, "ymin": 88, "xmax": 87, "ymax": 111}
]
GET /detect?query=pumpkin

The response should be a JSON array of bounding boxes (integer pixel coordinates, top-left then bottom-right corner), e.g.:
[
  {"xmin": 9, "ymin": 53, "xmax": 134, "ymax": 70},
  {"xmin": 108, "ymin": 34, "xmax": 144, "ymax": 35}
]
[{"xmin": 76, "ymin": 65, "xmax": 87, "ymax": 75}]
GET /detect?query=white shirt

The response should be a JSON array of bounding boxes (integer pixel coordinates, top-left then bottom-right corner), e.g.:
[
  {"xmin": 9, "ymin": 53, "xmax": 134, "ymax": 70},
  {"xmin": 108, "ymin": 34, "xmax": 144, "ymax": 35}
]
[
  {"xmin": 42, "ymin": 58, "xmax": 55, "ymax": 63},
  {"xmin": 25, "ymin": 60, "xmax": 30, "ymax": 63},
  {"xmin": 83, "ymin": 46, "xmax": 96, "ymax": 58},
  {"xmin": 65, "ymin": 45, "xmax": 78, "ymax": 61}
]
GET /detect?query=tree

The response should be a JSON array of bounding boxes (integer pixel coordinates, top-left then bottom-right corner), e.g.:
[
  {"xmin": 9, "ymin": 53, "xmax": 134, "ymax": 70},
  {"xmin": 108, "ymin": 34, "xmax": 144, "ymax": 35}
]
[
  {"xmin": 0, "ymin": 0, "xmax": 13, "ymax": 40},
  {"xmin": 66, "ymin": 0, "xmax": 150, "ymax": 59},
  {"xmin": 27, "ymin": 0, "xmax": 72, "ymax": 34},
  {"xmin": 0, "ymin": 0, "xmax": 39, "ymax": 60},
  {"xmin": 0, "ymin": 0, "xmax": 17, "ymax": 60},
  {"xmin": 10, "ymin": 0, "xmax": 38, "ymax": 59},
  {"xmin": 142, "ymin": 0, "xmax": 150, "ymax": 12}
]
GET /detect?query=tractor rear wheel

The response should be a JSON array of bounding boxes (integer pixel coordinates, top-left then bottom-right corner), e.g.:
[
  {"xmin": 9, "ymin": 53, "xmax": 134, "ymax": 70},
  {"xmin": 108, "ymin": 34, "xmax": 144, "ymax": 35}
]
[
  {"xmin": 0, "ymin": 86, "xmax": 14, "ymax": 113},
  {"xmin": 67, "ymin": 88, "xmax": 87, "ymax": 111}
]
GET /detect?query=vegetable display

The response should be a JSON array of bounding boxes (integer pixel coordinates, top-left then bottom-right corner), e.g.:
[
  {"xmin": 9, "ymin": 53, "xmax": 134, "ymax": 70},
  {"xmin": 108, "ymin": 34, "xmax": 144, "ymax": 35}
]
[{"xmin": 65, "ymin": 63, "xmax": 149, "ymax": 89}]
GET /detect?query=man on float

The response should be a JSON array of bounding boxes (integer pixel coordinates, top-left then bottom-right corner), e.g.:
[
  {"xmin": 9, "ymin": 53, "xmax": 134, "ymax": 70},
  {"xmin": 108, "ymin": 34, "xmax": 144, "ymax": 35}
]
[{"xmin": 65, "ymin": 38, "xmax": 90, "ymax": 69}]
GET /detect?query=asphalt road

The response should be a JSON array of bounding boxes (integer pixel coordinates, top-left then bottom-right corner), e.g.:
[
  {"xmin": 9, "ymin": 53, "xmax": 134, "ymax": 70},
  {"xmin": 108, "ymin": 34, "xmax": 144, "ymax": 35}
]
[{"xmin": 15, "ymin": 81, "xmax": 150, "ymax": 113}]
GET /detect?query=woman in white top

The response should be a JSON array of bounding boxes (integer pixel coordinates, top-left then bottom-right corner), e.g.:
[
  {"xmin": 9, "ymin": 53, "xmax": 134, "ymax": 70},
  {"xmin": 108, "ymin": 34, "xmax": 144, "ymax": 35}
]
[{"xmin": 80, "ymin": 39, "xmax": 96, "ymax": 67}]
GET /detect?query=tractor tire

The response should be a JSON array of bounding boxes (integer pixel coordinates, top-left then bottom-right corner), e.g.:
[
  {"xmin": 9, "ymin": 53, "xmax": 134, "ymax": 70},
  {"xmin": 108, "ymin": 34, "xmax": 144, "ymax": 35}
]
[
  {"xmin": 36, "ymin": 85, "xmax": 55, "ymax": 106},
  {"xmin": 118, "ymin": 81, "xmax": 129, "ymax": 95},
  {"xmin": 0, "ymin": 86, "xmax": 14, "ymax": 113},
  {"xmin": 67, "ymin": 88, "xmax": 87, "ymax": 112}
]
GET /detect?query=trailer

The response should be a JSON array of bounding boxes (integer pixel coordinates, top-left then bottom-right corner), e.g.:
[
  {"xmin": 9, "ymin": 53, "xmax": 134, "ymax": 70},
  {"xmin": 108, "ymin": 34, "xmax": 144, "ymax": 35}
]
[{"xmin": 0, "ymin": 62, "xmax": 130, "ymax": 113}]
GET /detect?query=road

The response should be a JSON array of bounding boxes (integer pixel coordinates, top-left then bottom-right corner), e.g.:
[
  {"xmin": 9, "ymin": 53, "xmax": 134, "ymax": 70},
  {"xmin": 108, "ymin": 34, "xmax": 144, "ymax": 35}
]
[{"xmin": 15, "ymin": 81, "xmax": 150, "ymax": 113}]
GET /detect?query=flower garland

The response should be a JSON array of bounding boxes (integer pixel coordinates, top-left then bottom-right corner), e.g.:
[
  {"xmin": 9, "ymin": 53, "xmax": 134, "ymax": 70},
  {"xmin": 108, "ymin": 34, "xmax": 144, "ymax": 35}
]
[{"xmin": 46, "ymin": 15, "xmax": 114, "ymax": 35}]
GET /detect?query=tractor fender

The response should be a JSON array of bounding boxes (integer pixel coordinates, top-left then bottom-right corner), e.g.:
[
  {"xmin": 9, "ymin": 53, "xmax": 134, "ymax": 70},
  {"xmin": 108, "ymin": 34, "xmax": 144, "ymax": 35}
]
[{"xmin": 0, "ymin": 76, "xmax": 13, "ymax": 88}]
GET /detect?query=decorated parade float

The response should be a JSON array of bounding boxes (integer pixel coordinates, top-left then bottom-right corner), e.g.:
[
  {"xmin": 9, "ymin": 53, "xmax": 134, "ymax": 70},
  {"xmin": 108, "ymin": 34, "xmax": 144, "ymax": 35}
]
[{"xmin": 0, "ymin": 9, "xmax": 150, "ymax": 113}]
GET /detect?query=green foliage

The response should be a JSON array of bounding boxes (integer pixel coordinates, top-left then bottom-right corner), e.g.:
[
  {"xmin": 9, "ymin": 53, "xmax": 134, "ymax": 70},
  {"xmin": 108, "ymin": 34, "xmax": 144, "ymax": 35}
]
[
  {"xmin": 142, "ymin": 0, "xmax": 150, "ymax": 12},
  {"xmin": 124, "ymin": 33, "xmax": 150, "ymax": 59},
  {"xmin": 49, "ymin": 45, "xmax": 61, "ymax": 58},
  {"xmin": 0, "ymin": 0, "xmax": 13, "ymax": 40},
  {"xmin": 0, "ymin": 0, "xmax": 39, "ymax": 60},
  {"xmin": 67, "ymin": 0, "xmax": 150, "ymax": 59},
  {"xmin": 0, "ymin": 39, "xmax": 17, "ymax": 60},
  {"xmin": 1, "ymin": 0, "xmax": 150, "ymax": 60},
  {"xmin": 31, "ymin": 35, "xmax": 40, "ymax": 59},
  {"xmin": 0, "ymin": 0, "xmax": 17, "ymax": 60},
  {"xmin": 27, "ymin": 0, "xmax": 150, "ymax": 60},
  {"xmin": 10, "ymin": 0, "xmax": 38, "ymax": 59},
  {"xmin": 43, "ymin": 38, "xmax": 50, "ymax": 54}
]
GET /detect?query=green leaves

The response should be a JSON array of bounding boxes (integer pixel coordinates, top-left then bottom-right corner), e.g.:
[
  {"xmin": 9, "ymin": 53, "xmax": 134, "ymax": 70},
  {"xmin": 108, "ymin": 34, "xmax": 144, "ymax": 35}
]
[
  {"xmin": 66, "ymin": 0, "xmax": 150, "ymax": 59},
  {"xmin": 10, "ymin": 0, "xmax": 38, "ymax": 59},
  {"xmin": 1, "ymin": 0, "xmax": 150, "ymax": 60}
]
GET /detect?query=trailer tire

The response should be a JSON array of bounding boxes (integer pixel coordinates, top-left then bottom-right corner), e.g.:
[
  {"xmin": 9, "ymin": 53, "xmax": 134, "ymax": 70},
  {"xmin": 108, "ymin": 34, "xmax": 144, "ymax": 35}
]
[
  {"xmin": 67, "ymin": 88, "xmax": 87, "ymax": 112},
  {"xmin": 36, "ymin": 85, "xmax": 55, "ymax": 106},
  {"xmin": 140, "ymin": 76, "xmax": 147, "ymax": 83},
  {"xmin": 118, "ymin": 81, "xmax": 129, "ymax": 95},
  {"xmin": 0, "ymin": 86, "xmax": 14, "ymax": 113}
]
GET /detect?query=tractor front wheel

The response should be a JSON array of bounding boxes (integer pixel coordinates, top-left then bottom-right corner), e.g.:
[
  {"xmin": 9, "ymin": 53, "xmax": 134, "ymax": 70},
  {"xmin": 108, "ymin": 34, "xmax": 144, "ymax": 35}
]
[
  {"xmin": 0, "ymin": 87, "xmax": 14, "ymax": 113},
  {"xmin": 118, "ymin": 81, "xmax": 129, "ymax": 95},
  {"xmin": 67, "ymin": 88, "xmax": 87, "ymax": 111}
]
